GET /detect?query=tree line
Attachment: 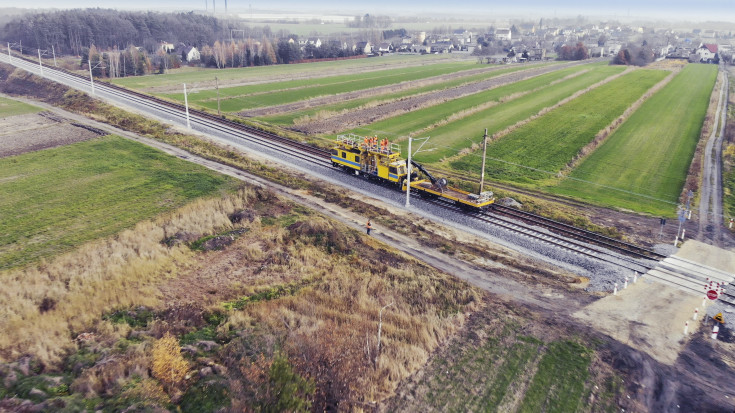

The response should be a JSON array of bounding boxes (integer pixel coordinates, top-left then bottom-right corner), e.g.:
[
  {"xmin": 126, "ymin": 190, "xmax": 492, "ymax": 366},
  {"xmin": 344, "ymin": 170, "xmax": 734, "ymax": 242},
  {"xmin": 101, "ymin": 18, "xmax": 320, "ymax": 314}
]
[
  {"xmin": 3, "ymin": 9, "xmax": 368, "ymax": 78},
  {"xmin": 2, "ymin": 9, "xmax": 231, "ymax": 56}
]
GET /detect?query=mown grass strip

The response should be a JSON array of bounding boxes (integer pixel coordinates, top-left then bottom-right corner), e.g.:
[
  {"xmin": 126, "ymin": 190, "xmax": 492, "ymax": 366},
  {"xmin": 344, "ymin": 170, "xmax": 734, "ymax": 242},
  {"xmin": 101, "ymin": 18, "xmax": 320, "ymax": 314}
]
[
  {"xmin": 449, "ymin": 68, "xmax": 669, "ymax": 185},
  {"xmin": 549, "ymin": 64, "xmax": 718, "ymax": 216},
  {"xmin": 160, "ymin": 62, "xmax": 478, "ymax": 112},
  {"xmin": 411, "ymin": 64, "xmax": 626, "ymax": 163},
  {"xmin": 112, "ymin": 54, "xmax": 460, "ymax": 90},
  {"xmin": 0, "ymin": 95, "xmax": 41, "ymax": 117},
  {"xmin": 0, "ymin": 135, "xmax": 237, "ymax": 269},
  {"xmin": 342, "ymin": 63, "xmax": 600, "ymax": 142},
  {"xmin": 519, "ymin": 340, "xmax": 592, "ymax": 413},
  {"xmin": 259, "ymin": 65, "xmax": 532, "ymax": 125}
]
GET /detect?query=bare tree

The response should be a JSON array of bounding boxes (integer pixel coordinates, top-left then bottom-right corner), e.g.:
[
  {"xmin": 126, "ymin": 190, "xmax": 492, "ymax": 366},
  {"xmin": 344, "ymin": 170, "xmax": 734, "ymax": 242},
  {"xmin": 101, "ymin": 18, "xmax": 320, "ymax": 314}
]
[{"xmin": 212, "ymin": 40, "xmax": 226, "ymax": 69}]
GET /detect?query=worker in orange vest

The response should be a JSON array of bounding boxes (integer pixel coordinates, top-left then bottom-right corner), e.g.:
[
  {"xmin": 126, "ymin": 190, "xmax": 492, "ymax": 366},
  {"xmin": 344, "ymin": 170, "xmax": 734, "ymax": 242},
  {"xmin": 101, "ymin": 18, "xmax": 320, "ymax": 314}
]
[{"xmin": 366, "ymin": 220, "xmax": 373, "ymax": 235}]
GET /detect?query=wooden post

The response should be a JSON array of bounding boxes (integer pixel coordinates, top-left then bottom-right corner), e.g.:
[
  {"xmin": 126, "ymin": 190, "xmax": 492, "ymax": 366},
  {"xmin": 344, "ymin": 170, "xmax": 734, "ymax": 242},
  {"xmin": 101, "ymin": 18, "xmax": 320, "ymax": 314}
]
[{"xmin": 375, "ymin": 302, "xmax": 394, "ymax": 367}]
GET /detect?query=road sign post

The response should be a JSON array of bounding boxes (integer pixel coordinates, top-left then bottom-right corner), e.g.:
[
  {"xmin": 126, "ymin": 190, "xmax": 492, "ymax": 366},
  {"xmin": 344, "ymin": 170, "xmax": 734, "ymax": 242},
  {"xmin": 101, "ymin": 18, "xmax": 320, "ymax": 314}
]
[
  {"xmin": 706, "ymin": 289, "xmax": 719, "ymax": 300},
  {"xmin": 659, "ymin": 218, "xmax": 666, "ymax": 238},
  {"xmin": 674, "ymin": 208, "xmax": 686, "ymax": 246}
]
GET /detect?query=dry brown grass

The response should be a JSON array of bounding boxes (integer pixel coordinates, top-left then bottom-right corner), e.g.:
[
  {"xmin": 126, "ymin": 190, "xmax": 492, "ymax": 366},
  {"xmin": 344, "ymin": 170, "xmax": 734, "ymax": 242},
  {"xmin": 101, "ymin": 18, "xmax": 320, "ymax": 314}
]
[
  {"xmin": 216, "ymin": 217, "xmax": 482, "ymax": 409},
  {"xmin": 0, "ymin": 188, "xmax": 257, "ymax": 366}
]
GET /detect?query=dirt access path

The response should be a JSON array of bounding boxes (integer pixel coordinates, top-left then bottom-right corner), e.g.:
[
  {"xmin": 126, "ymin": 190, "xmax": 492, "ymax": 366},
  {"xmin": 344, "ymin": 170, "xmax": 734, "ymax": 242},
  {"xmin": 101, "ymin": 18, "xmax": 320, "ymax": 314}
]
[{"xmin": 697, "ymin": 66, "xmax": 732, "ymax": 247}]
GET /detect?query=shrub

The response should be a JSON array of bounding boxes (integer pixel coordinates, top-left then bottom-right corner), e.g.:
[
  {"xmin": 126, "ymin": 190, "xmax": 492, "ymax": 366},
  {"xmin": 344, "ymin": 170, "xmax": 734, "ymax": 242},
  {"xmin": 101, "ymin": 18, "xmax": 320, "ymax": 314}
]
[{"xmin": 151, "ymin": 333, "xmax": 189, "ymax": 392}]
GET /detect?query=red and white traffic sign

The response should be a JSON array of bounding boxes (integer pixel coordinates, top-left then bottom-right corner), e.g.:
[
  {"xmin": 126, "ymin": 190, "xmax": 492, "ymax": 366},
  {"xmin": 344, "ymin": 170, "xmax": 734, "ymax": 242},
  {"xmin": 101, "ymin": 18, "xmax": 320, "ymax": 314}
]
[{"xmin": 706, "ymin": 289, "xmax": 719, "ymax": 300}]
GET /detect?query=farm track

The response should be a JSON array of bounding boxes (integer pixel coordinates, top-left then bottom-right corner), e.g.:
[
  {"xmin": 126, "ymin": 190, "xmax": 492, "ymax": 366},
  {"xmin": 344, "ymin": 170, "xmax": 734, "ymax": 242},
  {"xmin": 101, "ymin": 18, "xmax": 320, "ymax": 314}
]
[
  {"xmin": 291, "ymin": 59, "xmax": 602, "ymax": 134},
  {"xmin": 698, "ymin": 65, "xmax": 732, "ymax": 247}
]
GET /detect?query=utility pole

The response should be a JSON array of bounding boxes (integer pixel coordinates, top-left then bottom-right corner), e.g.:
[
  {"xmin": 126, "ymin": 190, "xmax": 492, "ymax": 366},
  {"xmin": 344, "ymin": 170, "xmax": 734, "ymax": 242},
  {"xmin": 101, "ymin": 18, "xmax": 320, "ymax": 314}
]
[
  {"xmin": 183, "ymin": 83, "xmax": 191, "ymax": 129},
  {"xmin": 480, "ymin": 128, "xmax": 488, "ymax": 195},
  {"xmin": 215, "ymin": 76, "xmax": 221, "ymax": 116},
  {"xmin": 37, "ymin": 49, "xmax": 43, "ymax": 75},
  {"xmin": 405, "ymin": 137, "xmax": 412, "ymax": 208},
  {"xmin": 7, "ymin": 42, "xmax": 11, "ymax": 62},
  {"xmin": 88, "ymin": 62, "xmax": 95, "ymax": 96},
  {"xmin": 51, "ymin": 45, "xmax": 57, "ymax": 67}
]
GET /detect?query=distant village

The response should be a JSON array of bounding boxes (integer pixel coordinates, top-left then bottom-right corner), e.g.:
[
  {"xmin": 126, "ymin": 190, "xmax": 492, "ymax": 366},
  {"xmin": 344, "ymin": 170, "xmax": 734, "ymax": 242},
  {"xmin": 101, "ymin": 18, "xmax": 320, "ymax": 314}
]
[
  {"xmin": 165, "ymin": 21, "xmax": 732, "ymax": 68},
  {"xmin": 4, "ymin": 8, "xmax": 732, "ymax": 77}
]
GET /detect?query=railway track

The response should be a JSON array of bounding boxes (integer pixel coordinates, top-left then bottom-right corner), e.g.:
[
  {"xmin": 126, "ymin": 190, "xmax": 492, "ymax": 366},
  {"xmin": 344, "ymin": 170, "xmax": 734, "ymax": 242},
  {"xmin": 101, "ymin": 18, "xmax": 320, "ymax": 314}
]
[
  {"xmin": 492, "ymin": 205, "xmax": 666, "ymax": 260},
  {"xmin": 8, "ymin": 52, "xmax": 732, "ymax": 299},
  {"xmin": 1, "ymin": 53, "xmax": 331, "ymax": 169},
  {"xmin": 427, "ymin": 196, "xmax": 656, "ymax": 273}
]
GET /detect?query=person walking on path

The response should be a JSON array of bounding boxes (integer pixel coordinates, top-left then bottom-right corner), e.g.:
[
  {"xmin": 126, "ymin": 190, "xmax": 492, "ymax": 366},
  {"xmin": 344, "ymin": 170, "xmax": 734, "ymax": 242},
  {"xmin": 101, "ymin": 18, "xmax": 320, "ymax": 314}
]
[{"xmin": 366, "ymin": 220, "xmax": 373, "ymax": 235}]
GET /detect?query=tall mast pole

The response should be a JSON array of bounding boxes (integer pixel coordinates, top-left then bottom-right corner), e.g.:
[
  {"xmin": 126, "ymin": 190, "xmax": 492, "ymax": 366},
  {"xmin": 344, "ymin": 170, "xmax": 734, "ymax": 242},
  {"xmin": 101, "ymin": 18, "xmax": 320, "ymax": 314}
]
[
  {"xmin": 183, "ymin": 83, "xmax": 191, "ymax": 129},
  {"xmin": 215, "ymin": 76, "xmax": 221, "ymax": 116},
  {"xmin": 89, "ymin": 61, "xmax": 95, "ymax": 96},
  {"xmin": 405, "ymin": 138, "xmax": 412, "ymax": 208},
  {"xmin": 480, "ymin": 128, "xmax": 488, "ymax": 194},
  {"xmin": 37, "ymin": 49, "xmax": 43, "ymax": 75}
]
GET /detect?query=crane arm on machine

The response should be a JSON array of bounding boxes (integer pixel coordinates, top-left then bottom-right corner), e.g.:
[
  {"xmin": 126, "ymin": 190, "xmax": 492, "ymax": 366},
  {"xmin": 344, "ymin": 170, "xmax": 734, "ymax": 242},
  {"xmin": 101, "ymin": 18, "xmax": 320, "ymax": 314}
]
[{"xmin": 409, "ymin": 160, "xmax": 447, "ymax": 190}]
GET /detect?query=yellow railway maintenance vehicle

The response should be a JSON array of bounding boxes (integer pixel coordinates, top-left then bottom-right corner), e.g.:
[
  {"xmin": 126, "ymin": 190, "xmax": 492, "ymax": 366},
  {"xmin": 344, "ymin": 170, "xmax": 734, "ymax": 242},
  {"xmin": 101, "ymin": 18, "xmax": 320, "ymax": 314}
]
[
  {"xmin": 331, "ymin": 134, "xmax": 495, "ymax": 211},
  {"xmin": 331, "ymin": 134, "xmax": 409, "ymax": 185}
]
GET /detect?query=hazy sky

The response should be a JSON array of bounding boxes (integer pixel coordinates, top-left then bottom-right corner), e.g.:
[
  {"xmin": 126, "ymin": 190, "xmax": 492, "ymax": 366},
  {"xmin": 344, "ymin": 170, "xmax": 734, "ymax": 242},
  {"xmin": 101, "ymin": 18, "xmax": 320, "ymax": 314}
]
[{"xmin": 7, "ymin": 0, "xmax": 735, "ymax": 21}]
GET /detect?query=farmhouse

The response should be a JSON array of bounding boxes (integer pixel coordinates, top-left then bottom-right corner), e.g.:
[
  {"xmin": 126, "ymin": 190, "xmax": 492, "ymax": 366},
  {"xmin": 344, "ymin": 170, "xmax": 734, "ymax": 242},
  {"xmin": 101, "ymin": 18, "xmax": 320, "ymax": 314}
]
[
  {"xmin": 377, "ymin": 42, "xmax": 393, "ymax": 54},
  {"xmin": 355, "ymin": 41, "xmax": 373, "ymax": 55},
  {"xmin": 159, "ymin": 41, "xmax": 175, "ymax": 53},
  {"xmin": 182, "ymin": 46, "xmax": 200, "ymax": 62},
  {"xmin": 495, "ymin": 28, "xmax": 512, "ymax": 41},
  {"xmin": 696, "ymin": 43, "xmax": 718, "ymax": 63}
]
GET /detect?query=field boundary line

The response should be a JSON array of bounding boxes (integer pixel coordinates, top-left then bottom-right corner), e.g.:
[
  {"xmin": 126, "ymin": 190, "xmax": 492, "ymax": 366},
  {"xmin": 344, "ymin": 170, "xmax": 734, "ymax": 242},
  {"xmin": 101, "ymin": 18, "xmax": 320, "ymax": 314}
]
[
  {"xmin": 240, "ymin": 64, "xmax": 519, "ymax": 117},
  {"xmin": 487, "ymin": 67, "xmax": 634, "ymax": 146},
  {"xmin": 560, "ymin": 69, "xmax": 679, "ymax": 176},
  {"xmin": 424, "ymin": 69, "xmax": 593, "ymax": 163}
]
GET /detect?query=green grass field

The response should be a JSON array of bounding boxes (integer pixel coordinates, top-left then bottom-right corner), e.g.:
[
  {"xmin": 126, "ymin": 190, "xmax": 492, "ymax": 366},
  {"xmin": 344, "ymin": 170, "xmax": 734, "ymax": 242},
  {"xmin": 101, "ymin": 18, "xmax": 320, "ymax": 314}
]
[
  {"xmin": 339, "ymin": 64, "xmax": 597, "ymax": 142},
  {"xmin": 112, "ymin": 54, "xmax": 466, "ymax": 90},
  {"xmin": 449, "ymin": 68, "xmax": 669, "ymax": 185},
  {"xmin": 0, "ymin": 135, "xmax": 237, "ymax": 269},
  {"xmin": 162, "ymin": 62, "xmax": 480, "ymax": 112},
  {"xmin": 259, "ymin": 64, "xmax": 535, "ymax": 126},
  {"xmin": 518, "ymin": 341, "xmax": 592, "ymax": 412},
  {"xmin": 0, "ymin": 96, "xmax": 41, "ymax": 117},
  {"xmin": 387, "ymin": 315, "xmax": 602, "ymax": 412},
  {"xmin": 411, "ymin": 64, "xmax": 626, "ymax": 163},
  {"xmin": 549, "ymin": 64, "xmax": 718, "ymax": 216}
]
